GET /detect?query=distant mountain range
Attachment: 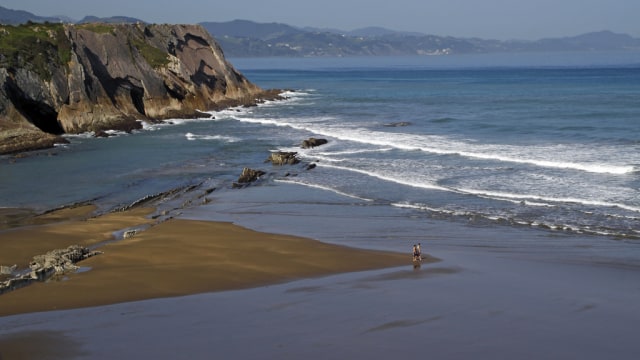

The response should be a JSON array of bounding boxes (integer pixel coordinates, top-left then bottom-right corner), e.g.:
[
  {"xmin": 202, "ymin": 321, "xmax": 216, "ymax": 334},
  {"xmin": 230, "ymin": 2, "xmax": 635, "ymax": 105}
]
[
  {"xmin": 2, "ymin": 6, "xmax": 640, "ymax": 57},
  {"xmin": 201, "ymin": 20, "xmax": 640, "ymax": 57},
  {"xmin": 0, "ymin": 6, "xmax": 143, "ymax": 25},
  {"xmin": 0, "ymin": 5, "xmax": 61, "ymax": 24}
]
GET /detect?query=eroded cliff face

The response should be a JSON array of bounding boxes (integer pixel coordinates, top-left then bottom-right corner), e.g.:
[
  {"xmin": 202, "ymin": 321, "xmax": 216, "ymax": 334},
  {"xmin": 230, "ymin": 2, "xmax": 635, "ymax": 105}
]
[{"xmin": 0, "ymin": 23, "xmax": 268, "ymax": 154}]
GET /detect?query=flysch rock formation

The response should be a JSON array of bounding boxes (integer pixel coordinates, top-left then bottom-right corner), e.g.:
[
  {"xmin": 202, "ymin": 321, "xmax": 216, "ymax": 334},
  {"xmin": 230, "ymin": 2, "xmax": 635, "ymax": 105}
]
[
  {"xmin": 0, "ymin": 245, "xmax": 101, "ymax": 295},
  {"xmin": 0, "ymin": 22, "xmax": 279, "ymax": 154}
]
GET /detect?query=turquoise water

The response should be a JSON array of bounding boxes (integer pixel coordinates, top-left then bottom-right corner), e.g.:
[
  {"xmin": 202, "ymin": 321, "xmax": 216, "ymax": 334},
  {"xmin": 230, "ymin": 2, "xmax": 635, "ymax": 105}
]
[{"xmin": 1, "ymin": 52, "xmax": 639, "ymax": 240}]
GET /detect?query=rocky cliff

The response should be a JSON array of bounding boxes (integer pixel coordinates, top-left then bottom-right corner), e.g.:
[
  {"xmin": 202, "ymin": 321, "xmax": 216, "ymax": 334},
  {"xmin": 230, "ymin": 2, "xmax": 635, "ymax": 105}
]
[{"xmin": 0, "ymin": 22, "xmax": 273, "ymax": 154}]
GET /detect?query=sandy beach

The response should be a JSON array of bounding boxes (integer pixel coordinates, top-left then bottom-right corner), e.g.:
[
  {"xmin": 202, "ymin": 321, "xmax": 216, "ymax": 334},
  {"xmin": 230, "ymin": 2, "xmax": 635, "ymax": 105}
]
[
  {"xmin": 2, "ymin": 195, "xmax": 640, "ymax": 359},
  {"xmin": 1, "ymin": 187, "xmax": 639, "ymax": 360},
  {"xmin": 0, "ymin": 206, "xmax": 415, "ymax": 316},
  {"xmin": 0, "ymin": 205, "xmax": 421, "ymax": 357}
]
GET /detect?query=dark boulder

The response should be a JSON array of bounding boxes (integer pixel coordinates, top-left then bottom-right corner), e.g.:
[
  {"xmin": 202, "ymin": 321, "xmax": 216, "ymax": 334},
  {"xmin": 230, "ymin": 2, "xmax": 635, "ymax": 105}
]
[
  {"xmin": 233, "ymin": 167, "xmax": 266, "ymax": 188},
  {"xmin": 301, "ymin": 137, "xmax": 328, "ymax": 149},
  {"xmin": 94, "ymin": 130, "xmax": 112, "ymax": 138}
]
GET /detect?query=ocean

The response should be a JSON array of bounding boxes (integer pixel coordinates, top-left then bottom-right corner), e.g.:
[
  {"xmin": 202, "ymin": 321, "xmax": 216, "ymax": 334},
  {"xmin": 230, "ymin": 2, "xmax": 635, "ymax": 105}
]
[{"xmin": 2, "ymin": 52, "xmax": 639, "ymax": 249}]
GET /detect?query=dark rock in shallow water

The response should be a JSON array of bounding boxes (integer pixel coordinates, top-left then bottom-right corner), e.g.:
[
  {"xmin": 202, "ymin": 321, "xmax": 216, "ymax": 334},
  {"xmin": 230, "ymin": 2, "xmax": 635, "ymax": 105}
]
[
  {"xmin": 301, "ymin": 137, "xmax": 328, "ymax": 149},
  {"xmin": 233, "ymin": 167, "xmax": 266, "ymax": 188},
  {"xmin": 94, "ymin": 130, "xmax": 112, "ymax": 138}
]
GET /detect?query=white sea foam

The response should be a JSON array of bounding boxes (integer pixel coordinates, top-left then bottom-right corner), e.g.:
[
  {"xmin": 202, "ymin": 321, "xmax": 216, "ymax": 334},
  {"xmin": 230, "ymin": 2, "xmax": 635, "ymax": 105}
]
[
  {"xmin": 311, "ymin": 155, "xmax": 639, "ymax": 215},
  {"xmin": 141, "ymin": 117, "xmax": 214, "ymax": 131},
  {"xmin": 274, "ymin": 178, "xmax": 373, "ymax": 201},
  {"xmin": 455, "ymin": 150, "xmax": 635, "ymax": 175},
  {"xmin": 185, "ymin": 133, "xmax": 239, "ymax": 142},
  {"xmin": 316, "ymin": 148, "xmax": 394, "ymax": 156},
  {"xmin": 317, "ymin": 163, "xmax": 450, "ymax": 192},
  {"xmin": 63, "ymin": 132, "xmax": 96, "ymax": 139},
  {"xmin": 105, "ymin": 130, "xmax": 129, "ymax": 136},
  {"xmin": 230, "ymin": 115, "xmax": 635, "ymax": 175},
  {"xmin": 393, "ymin": 201, "xmax": 639, "ymax": 238},
  {"xmin": 299, "ymin": 154, "xmax": 345, "ymax": 163},
  {"xmin": 457, "ymin": 187, "xmax": 640, "ymax": 213},
  {"xmin": 278, "ymin": 90, "xmax": 314, "ymax": 101},
  {"xmin": 140, "ymin": 121, "xmax": 163, "ymax": 130},
  {"xmin": 521, "ymin": 200, "xmax": 556, "ymax": 208},
  {"xmin": 391, "ymin": 202, "xmax": 472, "ymax": 217}
]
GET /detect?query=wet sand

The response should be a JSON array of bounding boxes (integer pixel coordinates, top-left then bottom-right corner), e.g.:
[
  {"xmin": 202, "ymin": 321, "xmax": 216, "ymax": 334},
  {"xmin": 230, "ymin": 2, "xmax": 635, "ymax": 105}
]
[
  {"xmin": 0, "ymin": 330, "xmax": 85, "ymax": 360},
  {"xmin": 0, "ymin": 206, "xmax": 154, "ymax": 269},
  {"xmin": 3, "ymin": 199, "xmax": 639, "ymax": 359},
  {"xmin": 0, "ymin": 207, "xmax": 415, "ymax": 317},
  {"xmin": 2, "ymin": 246, "xmax": 640, "ymax": 359}
]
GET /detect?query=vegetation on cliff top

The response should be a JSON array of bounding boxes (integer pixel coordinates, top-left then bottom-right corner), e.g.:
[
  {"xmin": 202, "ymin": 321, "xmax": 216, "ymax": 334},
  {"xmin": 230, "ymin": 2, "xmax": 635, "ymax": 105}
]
[
  {"xmin": 0, "ymin": 22, "xmax": 71, "ymax": 80},
  {"xmin": 0, "ymin": 22, "xmax": 171, "ymax": 80},
  {"xmin": 76, "ymin": 22, "xmax": 115, "ymax": 34},
  {"xmin": 129, "ymin": 36, "xmax": 170, "ymax": 68},
  {"xmin": 76, "ymin": 23, "xmax": 170, "ymax": 69}
]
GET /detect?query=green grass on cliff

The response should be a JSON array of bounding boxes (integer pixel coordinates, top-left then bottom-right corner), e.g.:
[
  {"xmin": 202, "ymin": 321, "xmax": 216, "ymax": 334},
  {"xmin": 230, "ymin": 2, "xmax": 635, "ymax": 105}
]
[
  {"xmin": 0, "ymin": 22, "xmax": 71, "ymax": 80},
  {"xmin": 76, "ymin": 23, "xmax": 170, "ymax": 69},
  {"xmin": 0, "ymin": 22, "xmax": 171, "ymax": 78},
  {"xmin": 130, "ymin": 37, "xmax": 170, "ymax": 68},
  {"xmin": 77, "ymin": 23, "xmax": 116, "ymax": 34}
]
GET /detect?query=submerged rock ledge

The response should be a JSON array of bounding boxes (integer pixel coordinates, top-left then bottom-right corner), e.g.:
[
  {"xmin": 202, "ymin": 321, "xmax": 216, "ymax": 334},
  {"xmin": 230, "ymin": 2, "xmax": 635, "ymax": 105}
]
[{"xmin": 0, "ymin": 22, "xmax": 279, "ymax": 154}]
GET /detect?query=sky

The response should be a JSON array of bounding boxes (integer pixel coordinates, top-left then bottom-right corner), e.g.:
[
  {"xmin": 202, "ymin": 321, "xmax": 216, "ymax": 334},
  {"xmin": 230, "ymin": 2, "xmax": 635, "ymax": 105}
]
[{"xmin": 2, "ymin": 0, "xmax": 639, "ymax": 40}]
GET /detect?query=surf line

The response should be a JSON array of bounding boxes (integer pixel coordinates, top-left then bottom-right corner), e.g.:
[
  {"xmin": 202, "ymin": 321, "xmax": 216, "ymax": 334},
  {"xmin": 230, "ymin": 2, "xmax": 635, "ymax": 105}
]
[
  {"xmin": 458, "ymin": 187, "xmax": 640, "ymax": 213},
  {"xmin": 229, "ymin": 116, "xmax": 634, "ymax": 175}
]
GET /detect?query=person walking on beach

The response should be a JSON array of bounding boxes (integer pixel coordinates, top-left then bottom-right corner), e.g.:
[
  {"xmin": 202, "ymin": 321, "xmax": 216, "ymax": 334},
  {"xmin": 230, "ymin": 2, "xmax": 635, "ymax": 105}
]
[
  {"xmin": 412, "ymin": 244, "xmax": 421, "ymax": 262},
  {"xmin": 416, "ymin": 243, "xmax": 422, "ymax": 260}
]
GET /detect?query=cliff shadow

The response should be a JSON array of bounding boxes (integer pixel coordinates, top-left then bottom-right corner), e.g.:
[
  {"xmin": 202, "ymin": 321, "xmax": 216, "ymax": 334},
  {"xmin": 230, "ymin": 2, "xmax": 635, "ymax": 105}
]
[
  {"xmin": 3, "ymin": 76, "xmax": 64, "ymax": 135},
  {"xmin": 83, "ymin": 47, "xmax": 146, "ymax": 117}
]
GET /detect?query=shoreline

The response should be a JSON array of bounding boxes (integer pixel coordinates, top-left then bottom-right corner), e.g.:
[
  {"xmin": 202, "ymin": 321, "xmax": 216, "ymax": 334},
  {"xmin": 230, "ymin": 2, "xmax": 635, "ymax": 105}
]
[
  {"xmin": 2, "ymin": 193, "xmax": 640, "ymax": 359},
  {"xmin": 0, "ymin": 205, "xmax": 421, "ymax": 317},
  {"xmin": 3, "ymin": 234, "xmax": 640, "ymax": 359}
]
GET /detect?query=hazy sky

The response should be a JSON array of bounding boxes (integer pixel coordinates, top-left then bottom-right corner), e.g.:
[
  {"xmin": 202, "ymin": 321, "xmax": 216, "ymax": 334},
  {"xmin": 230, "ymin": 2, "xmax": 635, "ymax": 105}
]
[{"xmin": 3, "ymin": 0, "xmax": 639, "ymax": 40}]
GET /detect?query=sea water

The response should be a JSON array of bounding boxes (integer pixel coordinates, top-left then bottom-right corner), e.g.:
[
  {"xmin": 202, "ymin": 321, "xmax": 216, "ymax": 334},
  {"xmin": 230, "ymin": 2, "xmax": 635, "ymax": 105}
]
[{"xmin": 1, "ymin": 52, "xmax": 639, "ymax": 244}]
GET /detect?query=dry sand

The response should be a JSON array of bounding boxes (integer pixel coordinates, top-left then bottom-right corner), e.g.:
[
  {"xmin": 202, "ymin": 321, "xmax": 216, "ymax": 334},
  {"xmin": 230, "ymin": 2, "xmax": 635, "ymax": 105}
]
[{"xmin": 0, "ymin": 206, "xmax": 416, "ymax": 317}]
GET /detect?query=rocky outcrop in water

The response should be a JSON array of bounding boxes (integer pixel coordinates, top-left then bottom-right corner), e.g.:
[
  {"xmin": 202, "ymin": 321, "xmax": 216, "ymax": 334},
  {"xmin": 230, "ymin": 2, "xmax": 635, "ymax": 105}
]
[
  {"xmin": 266, "ymin": 151, "xmax": 300, "ymax": 165},
  {"xmin": 0, "ymin": 245, "xmax": 101, "ymax": 295},
  {"xmin": 233, "ymin": 167, "xmax": 266, "ymax": 188},
  {"xmin": 0, "ymin": 22, "xmax": 277, "ymax": 154}
]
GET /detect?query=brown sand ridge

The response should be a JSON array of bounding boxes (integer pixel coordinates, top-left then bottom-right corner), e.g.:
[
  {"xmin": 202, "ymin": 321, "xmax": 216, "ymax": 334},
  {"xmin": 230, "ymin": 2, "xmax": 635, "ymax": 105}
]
[
  {"xmin": 0, "ymin": 206, "xmax": 155, "ymax": 268},
  {"xmin": 0, "ymin": 207, "xmax": 416, "ymax": 316}
]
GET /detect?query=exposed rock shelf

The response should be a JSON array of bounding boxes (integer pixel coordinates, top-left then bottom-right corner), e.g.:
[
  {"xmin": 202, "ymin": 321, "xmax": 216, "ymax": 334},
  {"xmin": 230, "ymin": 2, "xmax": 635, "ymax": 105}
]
[{"xmin": 0, "ymin": 245, "xmax": 101, "ymax": 295}]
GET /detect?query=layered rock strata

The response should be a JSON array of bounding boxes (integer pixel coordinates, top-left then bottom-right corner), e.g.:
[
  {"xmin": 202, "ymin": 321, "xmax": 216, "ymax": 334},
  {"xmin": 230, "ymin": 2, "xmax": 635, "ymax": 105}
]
[
  {"xmin": 0, "ymin": 245, "xmax": 101, "ymax": 295},
  {"xmin": 0, "ymin": 23, "xmax": 275, "ymax": 154}
]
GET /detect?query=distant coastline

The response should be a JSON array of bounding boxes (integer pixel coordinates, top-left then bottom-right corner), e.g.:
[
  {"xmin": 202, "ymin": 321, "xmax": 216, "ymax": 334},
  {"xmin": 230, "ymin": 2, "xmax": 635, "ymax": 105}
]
[
  {"xmin": 2, "ymin": 6, "xmax": 639, "ymax": 58},
  {"xmin": 203, "ymin": 21, "xmax": 640, "ymax": 58}
]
